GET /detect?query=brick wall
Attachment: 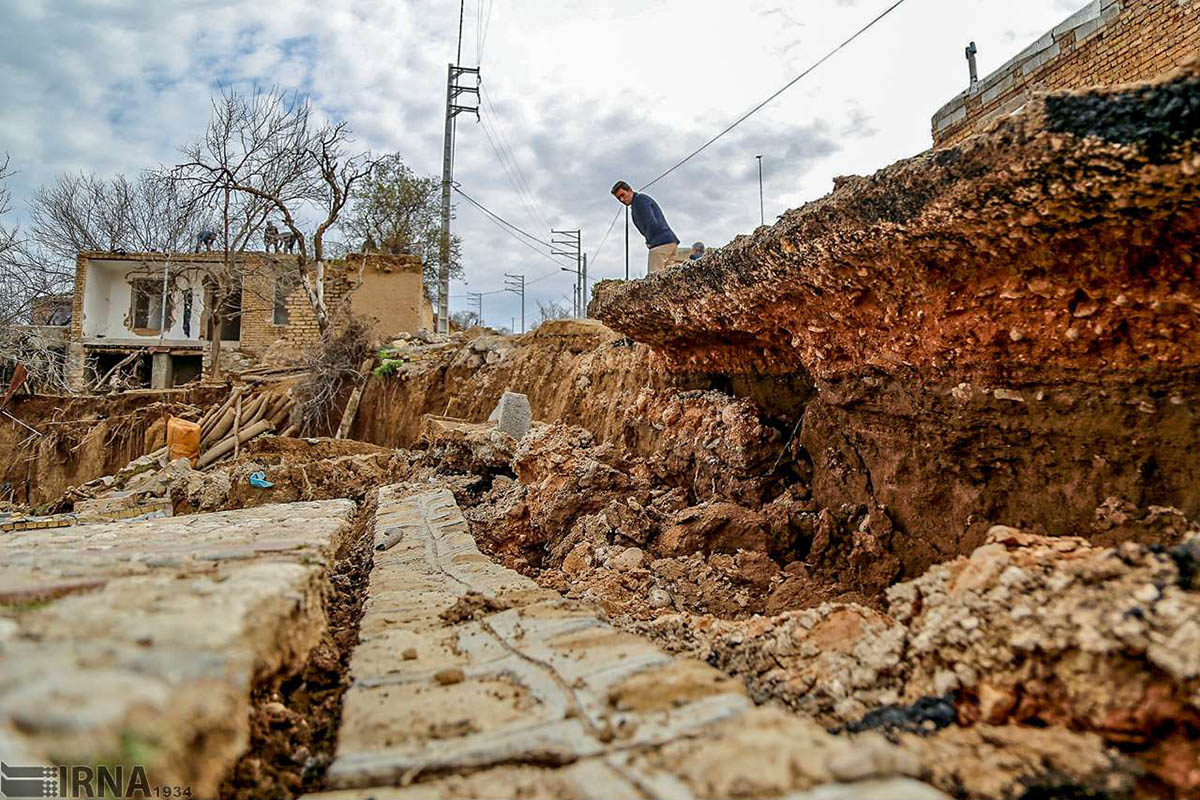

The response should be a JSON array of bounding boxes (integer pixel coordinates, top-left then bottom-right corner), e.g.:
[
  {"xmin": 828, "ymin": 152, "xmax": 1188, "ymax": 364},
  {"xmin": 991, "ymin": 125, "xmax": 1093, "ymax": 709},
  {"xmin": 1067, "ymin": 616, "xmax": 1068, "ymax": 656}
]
[
  {"xmin": 69, "ymin": 255, "xmax": 87, "ymax": 344},
  {"xmin": 238, "ymin": 253, "xmax": 424, "ymax": 364},
  {"xmin": 932, "ymin": 0, "xmax": 1198, "ymax": 147}
]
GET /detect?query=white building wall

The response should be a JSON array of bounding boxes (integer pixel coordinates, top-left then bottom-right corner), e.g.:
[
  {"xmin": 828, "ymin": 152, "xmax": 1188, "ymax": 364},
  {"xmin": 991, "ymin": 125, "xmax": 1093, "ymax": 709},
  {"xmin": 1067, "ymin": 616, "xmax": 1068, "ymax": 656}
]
[{"xmin": 81, "ymin": 259, "xmax": 207, "ymax": 343}]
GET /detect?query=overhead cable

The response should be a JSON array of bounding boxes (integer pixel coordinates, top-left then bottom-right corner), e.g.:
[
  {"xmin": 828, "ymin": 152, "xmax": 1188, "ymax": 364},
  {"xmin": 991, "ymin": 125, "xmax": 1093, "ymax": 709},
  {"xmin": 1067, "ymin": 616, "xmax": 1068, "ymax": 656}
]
[
  {"xmin": 641, "ymin": 0, "xmax": 911, "ymax": 191},
  {"xmin": 588, "ymin": 0, "xmax": 912, "ymax": 272}
]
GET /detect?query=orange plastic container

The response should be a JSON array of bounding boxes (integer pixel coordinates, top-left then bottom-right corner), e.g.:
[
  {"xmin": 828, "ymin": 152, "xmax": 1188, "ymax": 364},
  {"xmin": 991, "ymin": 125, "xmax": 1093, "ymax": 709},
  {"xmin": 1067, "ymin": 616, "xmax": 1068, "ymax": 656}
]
[{"xmin": 166, "ymin": 417, "xmax": 201, "ymax": 464}]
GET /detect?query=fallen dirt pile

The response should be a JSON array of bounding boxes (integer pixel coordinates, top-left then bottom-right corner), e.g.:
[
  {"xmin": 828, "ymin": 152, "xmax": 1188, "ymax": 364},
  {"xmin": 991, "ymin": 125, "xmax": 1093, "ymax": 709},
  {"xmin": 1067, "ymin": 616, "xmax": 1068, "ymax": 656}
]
[
  {"xmin": 462, "ymin": 417, "xmax": 895, "ymax": 618},
  {"xmin": 0, "ymin": 387, "xmax": 227, "ymax": 507},
  {"xmin": 629, "ymin": 525, "xmax": 1200, "ymax": 797}
]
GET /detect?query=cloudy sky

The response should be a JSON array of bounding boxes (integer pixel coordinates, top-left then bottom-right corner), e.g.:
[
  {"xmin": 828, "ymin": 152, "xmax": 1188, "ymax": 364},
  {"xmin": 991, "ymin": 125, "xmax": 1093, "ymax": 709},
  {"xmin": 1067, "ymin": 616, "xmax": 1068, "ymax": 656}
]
[{"xmin": 2, "ymin": 0, "xmax": 1086, "ymax": 330}]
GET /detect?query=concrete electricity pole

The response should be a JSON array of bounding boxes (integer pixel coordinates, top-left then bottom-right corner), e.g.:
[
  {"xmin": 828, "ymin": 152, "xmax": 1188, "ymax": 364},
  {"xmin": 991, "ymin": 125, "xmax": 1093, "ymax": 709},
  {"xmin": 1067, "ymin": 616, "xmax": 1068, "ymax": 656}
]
[
  {"xmin": 466, "ymin": 291, "xmax": 483, "ymax": 327},
  {"xmin": 551, "ymin": 229, "xmax": 582, "ymax": 317},
  {"xmin": 504, "ymin": 272, "xmax": 525, "ymax": 333},
  {"xmin": 437, "ymin": 63, "xmax": 481, "ymax": 333}
]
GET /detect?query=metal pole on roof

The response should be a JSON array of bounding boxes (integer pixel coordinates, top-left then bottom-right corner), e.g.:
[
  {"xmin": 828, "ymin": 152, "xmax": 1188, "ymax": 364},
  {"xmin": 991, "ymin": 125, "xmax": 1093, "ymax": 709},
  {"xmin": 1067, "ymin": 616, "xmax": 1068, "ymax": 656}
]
[
  {"xmin": 158, "ymin": 254, "xmax": 171, "ymax": 343},
  {"xmin": 756, "ymin": 155, "xmax": 765, "ymax": 227}
]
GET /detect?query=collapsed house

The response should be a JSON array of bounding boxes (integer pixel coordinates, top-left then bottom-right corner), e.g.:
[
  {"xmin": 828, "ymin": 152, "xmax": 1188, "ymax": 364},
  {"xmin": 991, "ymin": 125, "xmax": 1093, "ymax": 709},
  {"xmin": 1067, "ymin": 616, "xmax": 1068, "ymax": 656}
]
[{"xmin": 63, "ymin": 250, "xmax": 432, "ymax": 391}]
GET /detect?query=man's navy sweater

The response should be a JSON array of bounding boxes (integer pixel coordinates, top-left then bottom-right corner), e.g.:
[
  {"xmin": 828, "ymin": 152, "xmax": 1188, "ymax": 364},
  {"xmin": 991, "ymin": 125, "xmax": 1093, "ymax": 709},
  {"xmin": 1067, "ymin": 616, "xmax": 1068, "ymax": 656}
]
[{"xmin": 630, "ymin": 192, "xmax": 679, "ymax": 249}]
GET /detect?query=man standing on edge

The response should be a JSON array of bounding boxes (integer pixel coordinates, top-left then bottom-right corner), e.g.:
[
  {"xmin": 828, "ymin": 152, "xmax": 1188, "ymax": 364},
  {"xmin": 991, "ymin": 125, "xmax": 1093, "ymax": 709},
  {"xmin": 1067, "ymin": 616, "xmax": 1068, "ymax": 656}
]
[{"xmin": 611, "ymin": 181, "xmax": 680, "ymax": 276}]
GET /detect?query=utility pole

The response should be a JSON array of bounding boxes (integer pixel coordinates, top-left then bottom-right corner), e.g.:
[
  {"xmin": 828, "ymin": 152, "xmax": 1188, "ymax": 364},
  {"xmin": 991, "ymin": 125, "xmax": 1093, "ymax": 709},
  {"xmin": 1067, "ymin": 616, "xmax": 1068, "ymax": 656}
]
[
  {"xmin": 581, "ymin": 253, "xmax": 588, "ymax": 316},
  {"xmin": 437, "ymin": 63, "xmax": 481, "ymax": 333},
  {"xmin": 624, "ymin": 206, "xmax": 629, "ymax": 281},
  {"xmin": 756, "ymin": 155, "xmax": 765, "ymax": 226},
  {"xmin": 551, "ymin": 229, "xmax": 582, "ymax": 317},
  {"xmin": 466, "ymin": 291, "xmax": 483, "ymax": 327},
  {"xmin": 504, "ymin": 272, "xmax": 525, "ymax": 333},
  {"xmin": 965, "ymin": 42, "xmax": 979, "ymax": 89}
]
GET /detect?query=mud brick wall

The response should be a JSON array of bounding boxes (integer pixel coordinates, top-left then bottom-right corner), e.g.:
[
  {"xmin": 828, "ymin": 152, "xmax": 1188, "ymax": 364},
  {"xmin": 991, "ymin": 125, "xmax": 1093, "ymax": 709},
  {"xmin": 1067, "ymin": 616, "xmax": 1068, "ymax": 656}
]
[
  {"xmin": 236, "ymin": 257, "xmax": 341, "ymax": 360},
  {"xmin": 238, "ymin": 254, "xmax": 422, "ymax": 363},
  {"xmin": 932, "ymin": 0, "xmax": 1198, "ymax": 147}
]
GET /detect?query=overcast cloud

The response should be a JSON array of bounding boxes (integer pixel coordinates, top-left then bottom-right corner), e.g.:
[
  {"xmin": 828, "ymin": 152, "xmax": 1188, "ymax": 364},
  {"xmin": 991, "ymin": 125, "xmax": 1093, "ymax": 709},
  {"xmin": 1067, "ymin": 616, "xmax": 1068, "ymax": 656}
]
[{"xmin": 1, "ymin": 0, "xmax": 1090, "ymax": 328}]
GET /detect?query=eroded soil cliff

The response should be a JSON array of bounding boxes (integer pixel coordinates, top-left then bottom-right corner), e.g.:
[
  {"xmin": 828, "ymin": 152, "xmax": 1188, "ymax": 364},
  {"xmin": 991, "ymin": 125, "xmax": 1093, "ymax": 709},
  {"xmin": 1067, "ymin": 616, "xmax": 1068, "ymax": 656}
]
[{"xmin": 591, "ymin": 62, "xmax": 1200, "ymax": 579}]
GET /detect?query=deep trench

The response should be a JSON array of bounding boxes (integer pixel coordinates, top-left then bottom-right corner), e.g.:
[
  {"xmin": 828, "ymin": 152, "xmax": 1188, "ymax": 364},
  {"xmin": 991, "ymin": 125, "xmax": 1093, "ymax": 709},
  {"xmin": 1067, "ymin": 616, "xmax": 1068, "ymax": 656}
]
[{"xmin": 218, "ymin": 494, "xmax": 377, "ymax": 800}]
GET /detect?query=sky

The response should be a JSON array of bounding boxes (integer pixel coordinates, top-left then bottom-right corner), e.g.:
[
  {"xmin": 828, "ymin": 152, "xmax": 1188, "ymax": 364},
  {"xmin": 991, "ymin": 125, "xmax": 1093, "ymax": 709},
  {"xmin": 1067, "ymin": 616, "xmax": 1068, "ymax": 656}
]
[{"xmin": 1, "ymin": 0, "xmax": 1087, "ymax": 331}]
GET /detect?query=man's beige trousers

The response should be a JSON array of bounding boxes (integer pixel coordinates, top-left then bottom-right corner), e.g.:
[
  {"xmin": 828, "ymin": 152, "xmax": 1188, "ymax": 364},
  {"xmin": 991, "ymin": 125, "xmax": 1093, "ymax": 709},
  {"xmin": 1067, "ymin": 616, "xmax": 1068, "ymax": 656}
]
[{"xmin": 647, "ymin": 243, "xmax": 679, "ymax": 275}]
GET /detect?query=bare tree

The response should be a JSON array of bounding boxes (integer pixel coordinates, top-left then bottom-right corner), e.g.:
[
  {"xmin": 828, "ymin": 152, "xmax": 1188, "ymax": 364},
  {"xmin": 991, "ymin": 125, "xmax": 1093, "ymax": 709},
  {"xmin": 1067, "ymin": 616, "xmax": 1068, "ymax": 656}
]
[
  {"xmin": 176, "ymin": 87, "xmax": 375, "ymax": 340},
  {"xmin": 302, "ymin": 121, "xmax": 375, "ymax": 329},
  {"xmin": 29, "ymin": 172, "xmax": 203, "ymax": 265},
  {"xmin": 0, "ymin": 156, "xmax": 73, "ymax": 392},
  {"xmin": 449, "ymin": 309, "xmax": 479, "ymax": 330},
  {"xmin": 532, "ymin": 298, "xmax": 572, "ymax": 329},
  {"xmin": 173, "ymin": 90, "xmax": 311, "ymax": 376}
]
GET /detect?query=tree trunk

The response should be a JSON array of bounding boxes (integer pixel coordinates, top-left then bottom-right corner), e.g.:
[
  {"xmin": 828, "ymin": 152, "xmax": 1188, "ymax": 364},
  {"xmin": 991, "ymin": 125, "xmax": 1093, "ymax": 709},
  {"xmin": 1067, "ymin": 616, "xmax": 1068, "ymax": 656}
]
[
  {"xmin": 209, "ymin": 332, "xmax": 223, "ymax": 381},
  {"xmin": 300, "ymin": 267, "xmax": 329, "ymax": 333}
]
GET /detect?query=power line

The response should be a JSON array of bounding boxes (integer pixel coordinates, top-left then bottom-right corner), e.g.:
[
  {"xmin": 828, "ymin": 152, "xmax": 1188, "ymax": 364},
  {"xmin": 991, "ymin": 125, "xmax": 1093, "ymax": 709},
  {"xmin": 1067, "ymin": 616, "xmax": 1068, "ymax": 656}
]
[
  {"xmin": 477, "ymin": 114, "xmax": 548, "ymax": 239},
  {"xmin": 587, "ymin": 0, "xmax": 913, "ymax": 275},
  {"xmin": 481, "ymin": 86, "xmax": 553, "ymax": 233},
  {"xmin": 479, "ymin": 0, "xmax": 496, "ymax": 64},
  {"xmin": 454, "ymin": 184, "xmax": 554, "ymax": 248},
  {"xmin": 453, "ymin": 185, "xmax": 577, "ymax": 290},
  {"xmin": 446, "ymin": 197, "xmax": 570, "ymax": 296},
  {"xmin": 589, "ymin": 207, "xmax": 622, "ymax": 266},
  {"xmin": 641, "ymin": 0, "xmax": 911, "ymax": 191}
]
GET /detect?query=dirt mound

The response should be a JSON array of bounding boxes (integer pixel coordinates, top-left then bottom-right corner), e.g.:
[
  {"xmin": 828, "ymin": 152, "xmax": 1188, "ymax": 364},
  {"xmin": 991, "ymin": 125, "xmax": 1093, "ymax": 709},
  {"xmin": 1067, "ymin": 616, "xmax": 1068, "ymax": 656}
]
[
  {"xmin": 692, "ymin": 525, "xmax": 1200, "ymax": 796},
  {"xmin": 0, "ymin": 387, "xmax": 228, "ymax": 507},
  {"xmin": 173, "ymin": 437, "xmax": 413, "ymax": 512}
]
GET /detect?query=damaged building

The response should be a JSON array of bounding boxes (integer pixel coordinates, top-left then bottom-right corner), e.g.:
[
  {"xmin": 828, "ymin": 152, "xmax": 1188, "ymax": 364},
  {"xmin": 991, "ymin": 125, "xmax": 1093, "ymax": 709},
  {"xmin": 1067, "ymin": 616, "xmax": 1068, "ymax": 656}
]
[{"xmin": 64, "ymin": 250, "xmax": 433, "ymax": 390}]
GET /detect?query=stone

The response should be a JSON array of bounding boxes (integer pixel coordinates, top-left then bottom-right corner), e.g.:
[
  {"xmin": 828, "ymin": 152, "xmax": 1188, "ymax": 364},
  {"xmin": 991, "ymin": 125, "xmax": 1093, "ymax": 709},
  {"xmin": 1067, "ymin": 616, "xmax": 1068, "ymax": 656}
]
[
  {"xmin": 649, "ymin": 588, "xmax": 673, "ymax": 609},
  {"xmin": 434, "ymin": 668, "xmax": 466, "ymax": 686},
  {"xmin": 610, "ymin": 547, "xmax": 646, "ymax": 571},
  {"xmin": 487, "ymin": 391, "xmax": 532, "ymax": 440}
]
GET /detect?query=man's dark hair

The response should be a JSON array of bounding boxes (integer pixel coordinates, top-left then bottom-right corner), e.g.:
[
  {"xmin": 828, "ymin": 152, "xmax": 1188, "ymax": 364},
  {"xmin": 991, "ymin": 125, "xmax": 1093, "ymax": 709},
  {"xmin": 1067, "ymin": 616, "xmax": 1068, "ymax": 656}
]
[{"xmin": 611, "ymin": 180, "xmax": 632, "ymax": 196}]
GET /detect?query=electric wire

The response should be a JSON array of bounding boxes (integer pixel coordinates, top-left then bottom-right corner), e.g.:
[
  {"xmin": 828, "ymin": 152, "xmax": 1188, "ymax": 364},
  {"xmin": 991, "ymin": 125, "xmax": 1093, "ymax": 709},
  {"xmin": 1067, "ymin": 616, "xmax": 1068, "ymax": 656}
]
[
  {"xmin": 454, "ymin": 184, "xmax": 554, "ymax": 248},
  {"xmin": 481, "ymin": 85, "xmax": 553, "ymax": 233},
  {"xmin": 478, "ymin": 113, "xmax": 548, "ymax": 239},
  {"xmin": 641, "ymin": 0, "xmax": 910, "ymax": 191},
  {"xmin": 479, "ymin": 0, "xmax": 496, "ymax": 64},
  {"xmin": 476, "ymin": 0, "xmax": 483, "ymax": 64},
  {"xmin": 452, "ymin": 185, "xmax": 573, "ymax": 297},
  {"xmin": 462, "ymin": 0, "xmax": 914, "ymax": 296},
  {"xmin": 586, "ymin": 0, "xmax": 912, "ymax": 274},
  {"xmin": 454, "ymin": 185, "xmax": 574, "ymax": 299}
]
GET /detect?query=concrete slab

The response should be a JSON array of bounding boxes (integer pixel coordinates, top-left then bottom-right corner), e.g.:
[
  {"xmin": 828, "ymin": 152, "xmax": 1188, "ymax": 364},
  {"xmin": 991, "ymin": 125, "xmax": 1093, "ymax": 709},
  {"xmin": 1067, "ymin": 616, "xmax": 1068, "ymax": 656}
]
[
  {"xmin": 0, "ymin": 500, "xmax": 356, "ymax": 798},
  {"xmin": 308, "ymin": 486, "xmax": 945, "ymax": 800}
]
